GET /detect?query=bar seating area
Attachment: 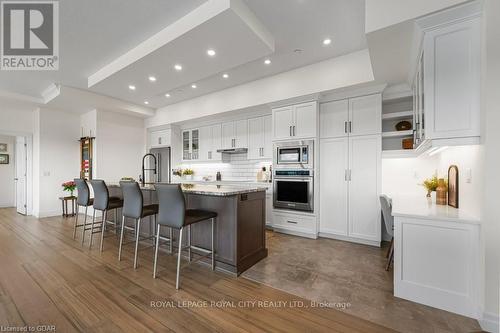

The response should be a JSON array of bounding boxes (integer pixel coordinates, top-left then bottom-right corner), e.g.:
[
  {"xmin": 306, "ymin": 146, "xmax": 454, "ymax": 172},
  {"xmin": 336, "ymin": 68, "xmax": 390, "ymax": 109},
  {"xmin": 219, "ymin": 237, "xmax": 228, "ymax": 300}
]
[{"xmin": 72, "ymin": 179, "xmax": 217, "ymax": 289}]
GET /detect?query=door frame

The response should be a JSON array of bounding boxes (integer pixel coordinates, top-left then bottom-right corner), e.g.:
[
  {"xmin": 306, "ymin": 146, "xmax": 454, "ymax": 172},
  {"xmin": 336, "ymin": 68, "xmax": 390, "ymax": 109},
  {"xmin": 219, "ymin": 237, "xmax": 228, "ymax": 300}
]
[{"xmin": 0, "ymin": 131, "xmax": 33, "ymax": 216}]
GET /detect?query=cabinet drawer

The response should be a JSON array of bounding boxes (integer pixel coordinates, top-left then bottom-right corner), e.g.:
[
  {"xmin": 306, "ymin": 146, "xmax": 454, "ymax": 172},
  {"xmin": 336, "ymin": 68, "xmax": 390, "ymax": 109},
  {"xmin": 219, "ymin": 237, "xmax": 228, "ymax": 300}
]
[{"xmin": 273, "ymin": 212, "xmax": 316, "ymax": 230}]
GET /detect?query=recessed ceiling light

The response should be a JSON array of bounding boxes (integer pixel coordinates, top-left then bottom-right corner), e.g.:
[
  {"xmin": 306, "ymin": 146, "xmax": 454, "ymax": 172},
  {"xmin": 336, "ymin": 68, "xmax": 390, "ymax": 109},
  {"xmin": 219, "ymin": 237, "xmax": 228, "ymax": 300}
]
[
  {"xmin": 191, "ymin": 84, "xmax": 197, "ymax": 89},
  {"xmin": 222, "ymin": 73, "xmax": 229, "ymax": 79},
  {"xmin": 165, "ymin": 93, "xmax": 170, "ymax": 98},
  {"xmin": 174, "ymin": 64, "xmax": 182, "ymax": 71},
  {"xmin": 148, "ymin": 76, "xmax": 157, "ymax": 82},
  {"xmin": 128, "ymin": 85, "xmax": 136, "ymax": 90},
  {"xmin": 144, "ymin": 101, "xmax": 149, "ymax": 105},
  {"xmin": 323, "ymin": 38, "xmax": 332, "ymax": 45},
  {"xmin": 207, "ymin": 49, "xmax": 216, "ymax": 57},
  {"xmin": 264, "ymin": 59, "xmax": 271, "ymax": 65}
]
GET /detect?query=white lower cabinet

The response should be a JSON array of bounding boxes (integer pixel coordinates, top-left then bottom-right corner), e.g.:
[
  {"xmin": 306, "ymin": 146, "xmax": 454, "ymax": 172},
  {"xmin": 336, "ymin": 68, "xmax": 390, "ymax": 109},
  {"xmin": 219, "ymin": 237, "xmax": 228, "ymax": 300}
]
[
  {"xmin": 273, "ymin": 211, "xmax": 317, "ymax": 239},
  {"xmin": 319, "ymin": 134, "xmax": 381, "ymax": 246}
]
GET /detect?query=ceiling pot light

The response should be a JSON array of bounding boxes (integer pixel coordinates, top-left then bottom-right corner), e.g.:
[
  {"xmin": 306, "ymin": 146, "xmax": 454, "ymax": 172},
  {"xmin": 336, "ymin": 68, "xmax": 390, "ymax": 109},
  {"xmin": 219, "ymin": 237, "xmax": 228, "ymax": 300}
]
[
  {"xmin": 323, "ymin": 38, "xmax": 332, "ymax": 45},
  {"xmin": 148, "ymin": 76, "xmax": 157, "ymax": 82},
  {"xmin": 165, "ymin": 93, "xmax": 170, "ymax": 98},
  {"xmin": 191, "ymin": 84, "xmax": 197, "ymax": 89},
  {"xmin": 144, "ymin": 101, "xmax": 149, "ymax": 105},
  {"xmin": 207, "ymin": 49, "xmax": 216, "ymax": 57},
  {"xmin": 264, "ymin": 59, "xmax": 271, "ymax": 65},
  {"xmin": 128, "ymin": 85, "xmax": 136, "ymax": 90},
  {"xmin": 222, "ymin": 73, "xmax": 229, "ymax": 79},
  {"xmin": 174, "ymin": 64, "xmax": 182, "ymax": 71}
]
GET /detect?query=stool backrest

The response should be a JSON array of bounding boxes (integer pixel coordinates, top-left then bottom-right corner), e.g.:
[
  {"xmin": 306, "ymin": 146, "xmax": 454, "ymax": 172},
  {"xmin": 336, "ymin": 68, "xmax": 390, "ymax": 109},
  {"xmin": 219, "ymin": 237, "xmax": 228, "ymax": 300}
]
[
  {"xmin": 155, "ymin": 184, "xmax": 186, "ymax": 229},
  {"xmin": 379, "ymin": 194, "xmax": 394, "ymax": 237},
  {"xmin": 74, "ymin": 178, "xmax": 91, "ymax": 206},
  {"xmin": 90, "ymin": 179, "xmax": 109, "ymax": 211},
  {"xmin": 120, "ymin": 181, "xmax": 143, "ymax": 219}
]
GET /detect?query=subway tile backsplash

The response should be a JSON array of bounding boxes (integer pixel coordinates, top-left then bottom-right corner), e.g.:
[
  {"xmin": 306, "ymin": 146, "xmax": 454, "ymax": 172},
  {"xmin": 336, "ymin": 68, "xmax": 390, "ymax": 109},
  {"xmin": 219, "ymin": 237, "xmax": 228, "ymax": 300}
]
[{"xmin": 178, "ymin": 153, "xmax": 272, "ymax": 182}]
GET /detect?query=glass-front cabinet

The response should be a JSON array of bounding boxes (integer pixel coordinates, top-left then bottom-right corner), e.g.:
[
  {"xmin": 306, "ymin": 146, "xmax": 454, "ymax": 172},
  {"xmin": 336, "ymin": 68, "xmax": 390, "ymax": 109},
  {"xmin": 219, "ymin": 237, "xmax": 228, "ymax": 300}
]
[
  {"xmin": 182, "ymin": 129, "xmax": 199, "ymax": 161},
  {"xmin": 413, "ymin": 50, "xmax": 425, "ymax": 148}
]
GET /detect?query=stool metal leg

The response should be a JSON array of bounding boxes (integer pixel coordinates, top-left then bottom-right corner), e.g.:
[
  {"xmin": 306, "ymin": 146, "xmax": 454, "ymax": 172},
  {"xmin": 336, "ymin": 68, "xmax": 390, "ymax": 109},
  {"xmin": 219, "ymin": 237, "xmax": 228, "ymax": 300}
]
[
  {"xmin": 73, "ymin": 205, "xmax": 79, "ymax": 239},
  {"xmin": 100, "ymin": 210, "xmax": 107, "ymax": 252},
  {"xmin": 188, "ymin": 225, "xmax": 192, "ymax": 262},
  {"xmin": 176, "ymin": 227, "xmax": 183, "ymax": 290},
  {"xmin": 169, "ymin": 227, "xmax": 173, "ymax": 254},
  {"xmin": 89, "ymin": 209, "xmax": 97, "ymax": 249},
  {"xmin": 82, "ymin": 207, "xmax": 92, "ymax": 245},
  {"xmin": 153, "ymin": 224, "xmax": 161, "ymax": 279},
  {"xmin": 211, "ymin": 218, "xmax": 215, "ymax": 270},
  {"xmin": 118, "ymin": 216, "xmax": 125, "ymax": 261},
  {"xmin": 134, "ymin": 218, "xmax": 142, "ymax": 269}
]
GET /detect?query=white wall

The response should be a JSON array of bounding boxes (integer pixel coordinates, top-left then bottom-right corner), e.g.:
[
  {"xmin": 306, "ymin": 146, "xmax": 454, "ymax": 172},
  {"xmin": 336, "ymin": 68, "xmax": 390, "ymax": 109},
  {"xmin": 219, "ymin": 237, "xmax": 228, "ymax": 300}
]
[
  {"xmin": 0, "ymin": 135, "xmax": 16, "ymax": 207},
  {"xmin": 0, "ymin": 106, "xmax": 35, "ymax": 135},
  {"xmin": 365, "ymin": 0, "xmax": 468, "ymax": 33},
  {"xmin": 146, "ymin": 49, "xmax": 374, "ymax": 127},
  {"xmin": 34, "ymin": 108, "xmax": 80, "ymax": 217},
  {"xmin": 95, "ymin": 110, "xmax": 145, "ymax": 182},
  {"xmin": 480, "ymin": 0, "xmax": 500, "ymax": 330}
]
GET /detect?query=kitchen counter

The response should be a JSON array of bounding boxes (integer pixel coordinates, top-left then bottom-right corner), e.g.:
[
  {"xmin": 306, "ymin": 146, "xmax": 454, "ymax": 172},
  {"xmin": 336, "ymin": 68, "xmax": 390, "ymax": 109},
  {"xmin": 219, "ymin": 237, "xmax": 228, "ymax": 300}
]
[
  {"xmin": 114, "ymin": 183, "xmax": 268, "ymax": 196},
  {"xmin": 390, "ymin": 195, "xmax": 480, "ymax": 224}
]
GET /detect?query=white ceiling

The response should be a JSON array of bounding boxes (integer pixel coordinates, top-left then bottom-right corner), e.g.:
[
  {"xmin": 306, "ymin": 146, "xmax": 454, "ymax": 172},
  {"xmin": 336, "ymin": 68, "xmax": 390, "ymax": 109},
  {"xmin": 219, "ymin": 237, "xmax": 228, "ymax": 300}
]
[{"xmin": 0, "ymin": 0, "xmax": 367, "ymax": 111}]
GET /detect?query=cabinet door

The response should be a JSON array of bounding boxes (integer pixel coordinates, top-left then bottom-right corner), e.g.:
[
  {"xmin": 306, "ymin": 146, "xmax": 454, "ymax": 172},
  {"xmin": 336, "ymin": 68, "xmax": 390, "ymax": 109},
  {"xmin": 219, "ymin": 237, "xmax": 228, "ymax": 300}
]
[
  {"xmin": 263, "ymin": 115, "xmax": 273, "ymax": 159},
  {"xmin": 273, "ymin": 106, "xmax": 294, "ymax": 140},
  {"xmin": 348, "ymin": 135, "xmax": 381, "ymax": 242},
  {"xmin": 348, "ymin": 94, "xmax": 381, "ymax": 136},
  {"xmin": 319, "ymin": 137, "xmax": 349, "ymax": 236},
  {"xmin": 424, "ymin": 18, "xmax": 480, "ymax": 139},
  {"xmin": 191, "ymin": 129, "xmax": 199, "ymax": 160},
  {"xmin": 320, "ymin": 99, "xmax": 349, "ymax": 138},
  {"xmin": 248, "ymin": 117, "xmax": 264, "ymax": 159},
  {"xmin": 182, "ymin": 130, "xmax": 191, "ymax": 160},
  {"xmin": 199, "ymin": 126, "xmax": 211, "ymax": 161},
  {"xmin": 150, "ymin": 131, "xmax": 161, "ymax": 148},
  {"xmin": 294, "ymin": 102, "xmax": 317, "ymax": 138},
  {"xmin": 210, "ymin": 124, "xmax": 222, "ymax": 161},
  {"xmin": 221, "ymin": 122, "xmax": 234, "ymax": 149},
  {"xmin": 234, "ymin": 119, "xmax": 248, "ymax": 148}
]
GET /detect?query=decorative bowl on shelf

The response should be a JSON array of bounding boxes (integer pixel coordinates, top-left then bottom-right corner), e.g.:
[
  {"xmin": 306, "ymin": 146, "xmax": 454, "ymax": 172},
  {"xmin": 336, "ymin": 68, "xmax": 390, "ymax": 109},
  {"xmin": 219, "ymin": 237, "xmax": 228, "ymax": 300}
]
[{"xmin": 395, "ymin": 120, "xmax": 412, "ymax": 131}]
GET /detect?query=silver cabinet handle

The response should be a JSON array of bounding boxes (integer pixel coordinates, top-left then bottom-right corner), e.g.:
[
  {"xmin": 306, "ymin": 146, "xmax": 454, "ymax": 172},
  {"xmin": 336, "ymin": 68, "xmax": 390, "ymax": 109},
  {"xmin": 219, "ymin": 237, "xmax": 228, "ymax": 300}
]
[
  {"xmin": 348, "ymin": 121, "xmax": 352, "ymax": 133},
  {"xmin": 349, "ymin": 169, "xmax": 352, "ymax": 181},
  {"xmin": 287, "ymin": 220, "xmax": 298, "ymax": 224},
  {"xmin": 344, "ymin": 170, "xmax": 348, "ymax": 181},
  {"xmin": 344, "ymin": 121, "xmax": 347, "ymax": 134},
  {"xmin": 289, "ymin": 126, "xmax": 292, "ymax": 137},
  {"xmin": 293, "ymin": 126, "xmax": 296, "ymax": 136},
  {"xmin": 158, "ymin": 137, "xmax": 162, "ymax": 145}
]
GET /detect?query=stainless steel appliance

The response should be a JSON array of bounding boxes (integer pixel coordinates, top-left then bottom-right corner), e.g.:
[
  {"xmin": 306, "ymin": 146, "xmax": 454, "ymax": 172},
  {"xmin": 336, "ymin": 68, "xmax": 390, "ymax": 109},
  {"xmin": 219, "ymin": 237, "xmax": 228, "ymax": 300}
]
[
  {"xmin": 144, "ymin": 147, "xmax": 171, "ymax": 184},
  {"xmin": 274, "ymin": 140, "xmax": 313, "ymax": 169},
  {"xmin": 273, "ymin": 169, "xmax": 314, "ymax": 212}
]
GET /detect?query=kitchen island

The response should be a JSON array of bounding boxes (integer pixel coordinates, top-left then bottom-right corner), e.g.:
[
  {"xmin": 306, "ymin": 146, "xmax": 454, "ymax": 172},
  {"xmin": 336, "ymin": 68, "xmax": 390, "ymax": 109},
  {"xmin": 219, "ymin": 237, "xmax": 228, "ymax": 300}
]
[{"xmin": 108, "ymin": 183, "xmax": 268, "ymax": 275}]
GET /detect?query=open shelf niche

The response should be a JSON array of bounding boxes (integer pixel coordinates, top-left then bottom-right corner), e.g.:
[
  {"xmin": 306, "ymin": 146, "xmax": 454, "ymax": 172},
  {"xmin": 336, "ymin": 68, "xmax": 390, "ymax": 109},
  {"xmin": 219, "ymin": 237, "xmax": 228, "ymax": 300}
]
[{"xmin": 382, "ymin": 94, "xmax": 415, "ymax": 158}]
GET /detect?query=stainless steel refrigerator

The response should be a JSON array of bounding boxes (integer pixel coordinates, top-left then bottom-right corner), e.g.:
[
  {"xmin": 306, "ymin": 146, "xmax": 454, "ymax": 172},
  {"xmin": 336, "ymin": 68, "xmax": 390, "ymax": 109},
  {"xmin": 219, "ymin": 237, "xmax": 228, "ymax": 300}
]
[{"xmin": 148, "ymin": 147, "xmax": 171, "ymax": 183}]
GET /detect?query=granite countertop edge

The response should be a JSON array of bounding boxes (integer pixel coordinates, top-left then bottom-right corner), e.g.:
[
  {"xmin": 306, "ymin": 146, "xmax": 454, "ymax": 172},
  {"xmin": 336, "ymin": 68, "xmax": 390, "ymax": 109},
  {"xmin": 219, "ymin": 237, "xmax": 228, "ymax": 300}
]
[{"xmin": 108, "ymin": 183, "xmax": 267, "ymax": 197}]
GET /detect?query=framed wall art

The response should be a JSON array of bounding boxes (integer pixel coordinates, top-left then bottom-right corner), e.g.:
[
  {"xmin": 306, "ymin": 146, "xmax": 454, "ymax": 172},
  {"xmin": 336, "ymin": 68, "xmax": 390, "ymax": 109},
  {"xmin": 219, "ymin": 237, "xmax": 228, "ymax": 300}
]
[{"xmin": 448, "ymin": 165, "xmax": 459, "ymax": 208}]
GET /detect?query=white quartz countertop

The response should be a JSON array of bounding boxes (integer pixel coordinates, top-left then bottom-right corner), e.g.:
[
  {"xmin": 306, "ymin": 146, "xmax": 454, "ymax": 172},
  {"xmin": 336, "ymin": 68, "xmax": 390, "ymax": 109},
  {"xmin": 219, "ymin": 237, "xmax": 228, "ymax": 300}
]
[{"xmin": 390, "ymin": 195, "xmax": 480, "ymax": 225}]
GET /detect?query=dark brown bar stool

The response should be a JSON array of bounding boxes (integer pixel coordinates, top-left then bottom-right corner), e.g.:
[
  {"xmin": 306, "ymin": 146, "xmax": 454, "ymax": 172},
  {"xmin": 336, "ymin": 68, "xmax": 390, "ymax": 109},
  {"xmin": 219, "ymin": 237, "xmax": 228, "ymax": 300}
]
[
  {"xmin": 153, "ymin": 184, "xmax": 217, "ymax": 289},
  {"xmin": 118, "ymin": 181, "xmax": 158, "ymax": 269},
  {"xmin": 89, "ymin": 180, "xmax": 124, "ymax": 251},
  {"xmin": 73, "ymin": 179, "xmax": 93, "ymax": 242}
]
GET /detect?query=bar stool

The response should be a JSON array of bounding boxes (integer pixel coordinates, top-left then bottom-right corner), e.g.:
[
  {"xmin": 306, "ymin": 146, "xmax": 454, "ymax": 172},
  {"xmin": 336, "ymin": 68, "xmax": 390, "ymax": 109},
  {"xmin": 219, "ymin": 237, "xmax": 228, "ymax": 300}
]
[
  {"xmin": 73, "ymin": 178, "xmax": 93, "ymax": 242},
  {"xmin": 153, "ymin": 184, "xmax": 217, "ymax": 290},
  {"xmin": 380, "ymin": 195, "xmax": 394, "ymax": 271},
  {"xmin": 118, "ymin": 181, "xmax": 158, "ymax": 269},
  {"xmin": 89, "ymin": 180, "xmax": 124, "ymax": 251}
]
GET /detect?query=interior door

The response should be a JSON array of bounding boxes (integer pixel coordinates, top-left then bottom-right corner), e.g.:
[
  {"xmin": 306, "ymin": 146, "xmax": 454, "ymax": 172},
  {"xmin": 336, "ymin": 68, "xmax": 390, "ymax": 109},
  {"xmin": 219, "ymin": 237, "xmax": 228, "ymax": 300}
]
[
  {"xmin": 320, "ymin": 99, "xmax": 349, "ymax": 138},
  {"xmin": 319, "ymin": 137, "xmax": 348, "ymax": 235},
  {"xmin": 15, "ymin": 136, "xmax": 27, "ymax": 215},
  {"xmin": 348, "ymin": 94, "xmax": 382, "ymax": 136},
  {"xmin": 348, "ymin": 135, "xmax": 381, "ymax": 242}
]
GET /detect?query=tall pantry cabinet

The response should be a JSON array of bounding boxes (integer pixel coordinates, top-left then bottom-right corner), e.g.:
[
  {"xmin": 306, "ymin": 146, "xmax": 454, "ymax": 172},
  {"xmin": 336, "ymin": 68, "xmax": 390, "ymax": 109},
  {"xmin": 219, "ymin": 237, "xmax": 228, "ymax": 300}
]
[{"xmin": 319, "ymin": 94, "xmax": 382, "ymax": 246}]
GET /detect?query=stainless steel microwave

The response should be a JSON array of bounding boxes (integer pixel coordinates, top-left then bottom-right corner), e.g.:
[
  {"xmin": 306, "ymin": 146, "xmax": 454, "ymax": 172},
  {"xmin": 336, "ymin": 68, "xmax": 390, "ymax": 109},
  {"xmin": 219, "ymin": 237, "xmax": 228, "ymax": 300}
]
[{"xmin": 273, "ymin": 140, "xmax": 313, "ymax": 169}]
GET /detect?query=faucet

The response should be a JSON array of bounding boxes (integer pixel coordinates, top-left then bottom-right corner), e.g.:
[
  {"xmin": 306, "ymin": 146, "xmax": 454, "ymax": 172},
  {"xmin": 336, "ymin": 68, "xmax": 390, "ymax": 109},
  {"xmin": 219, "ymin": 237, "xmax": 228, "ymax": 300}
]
[{"xmin": 141, "ymin": 153, "xmax": 157, "ymax": 186}]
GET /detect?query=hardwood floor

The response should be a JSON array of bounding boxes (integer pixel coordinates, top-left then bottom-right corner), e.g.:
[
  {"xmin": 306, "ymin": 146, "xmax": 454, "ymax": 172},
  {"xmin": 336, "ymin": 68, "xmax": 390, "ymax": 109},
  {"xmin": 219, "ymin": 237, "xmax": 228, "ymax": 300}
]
[
  {"xmin": 243, "ymin": 232, "xmax": 483, "ymax": 333},
  {"xmin": 0, "ymin": 208, "xmax": 394, "ymax": 333}
]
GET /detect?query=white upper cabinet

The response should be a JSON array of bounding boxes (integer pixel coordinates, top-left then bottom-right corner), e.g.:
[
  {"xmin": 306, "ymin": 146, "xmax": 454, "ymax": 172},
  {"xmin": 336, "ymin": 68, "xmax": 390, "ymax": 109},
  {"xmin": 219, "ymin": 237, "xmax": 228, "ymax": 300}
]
[
  {"xmin": 423, "ymin": 17, "xmax": 481, "ymax": 140},
  {"xmin": 320, "ymin": 99, "xmax": 349, "ymax": 138},
  {"xmin": 210, "ymin": 124, "xmax": 222, "ymax": 161},
  {"xmin": 221, "ymin": 119, "xmax": 248, "ymax": 149},
  {"xmin": 150, "ymin": 129, "xmax": 171, "ymax": 148},
  {"xmin": 182, "ymin": 129, "xmax": 199, "ymax": 161},
  {"xmin": 272, "ymin": 101, "xmax": 317, "ymax": 140},
  {"xmin": 349, "ymin": 94, "xmax": 382, "ymax": 136},
  {"xmin": 248, "ymin": 115, "xmax": 272, "ymax": 160}
]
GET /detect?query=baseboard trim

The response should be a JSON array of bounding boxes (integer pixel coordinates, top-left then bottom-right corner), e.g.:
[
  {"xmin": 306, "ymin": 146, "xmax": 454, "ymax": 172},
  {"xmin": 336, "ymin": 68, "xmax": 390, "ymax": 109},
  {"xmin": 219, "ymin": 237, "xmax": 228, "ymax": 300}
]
[
  {"xmin": 319, "ymin": 232, "xmax": 381, "ymax": 247},
  {"xmin": 480, "ymin": 311, "xmax": 499, "ymax": 333},
  {"xmin": 37, "ymin": 210, "xmax": 63, "ymax": 218}
]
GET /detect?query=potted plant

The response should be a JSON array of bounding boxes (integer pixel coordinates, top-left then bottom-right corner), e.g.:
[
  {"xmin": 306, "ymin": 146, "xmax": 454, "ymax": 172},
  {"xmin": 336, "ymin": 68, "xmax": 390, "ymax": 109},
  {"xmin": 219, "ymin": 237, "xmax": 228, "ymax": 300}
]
[
  {"xmin": 421, "ymin": 175, "xmax": 447, "ymax": 200},
  {"xmin": 182, "ymin": 168, "xmax": 194, "ymax": 181},
  {"xmin": 62, "ymin": 180, "xmax": 76, "ymax": 197}
]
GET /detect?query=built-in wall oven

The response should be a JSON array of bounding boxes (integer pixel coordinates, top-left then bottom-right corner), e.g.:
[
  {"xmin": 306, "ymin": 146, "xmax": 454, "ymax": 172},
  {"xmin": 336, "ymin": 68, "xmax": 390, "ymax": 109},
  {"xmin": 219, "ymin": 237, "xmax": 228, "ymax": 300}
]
[
  {"xmin": 273, "ymin": 169, "xmax": 314, "ymax": 212},
  {"xmin": 273, "ymin": 140, "xmax": 313, "ymax": 169}
]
